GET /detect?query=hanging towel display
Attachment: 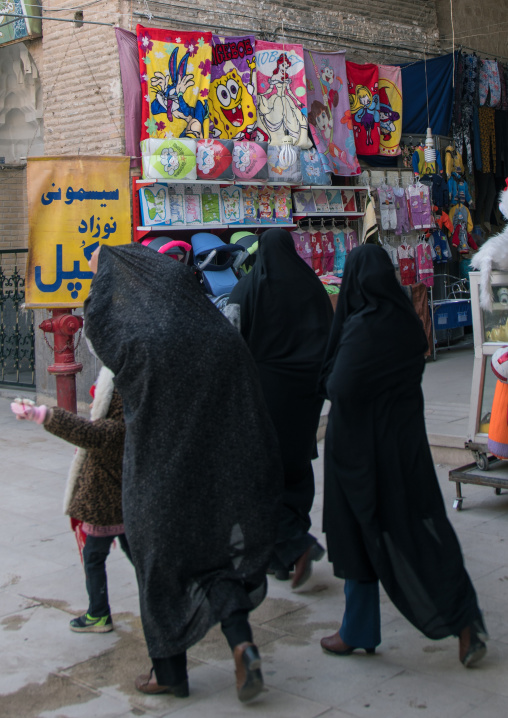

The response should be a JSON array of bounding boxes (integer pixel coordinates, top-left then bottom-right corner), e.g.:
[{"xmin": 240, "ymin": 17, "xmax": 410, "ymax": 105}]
[
  {"xmin": 304, "ymin": 49, "xmax": 361, "ymax": 176},
  {"xmin": 377, "ymin": 65, "xmax": 402, "ymax": 157},
  {"xmin": 137, "ymin": 25, "xmax": 212, "ymax": 141},
  {"xmin": 255, "ymin": 40, "xmax": 312, "ymax": 148},
  {"xmin": 209, "ymin": 35, "xmax": 258, "ymax": 140},
  {"xmin": 346, "ymin": 62, "xmax": 380, "ymax": 155}
]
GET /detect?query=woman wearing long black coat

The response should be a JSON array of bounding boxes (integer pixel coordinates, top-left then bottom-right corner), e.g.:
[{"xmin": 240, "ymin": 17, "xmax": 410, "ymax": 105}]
[
  {"xmin": 319, "ymin": 244, "xmax": 487, "ymax": 667},
  {"xmin": 228, "ymin": 228, "xmax": 333, "ymax": 587}
]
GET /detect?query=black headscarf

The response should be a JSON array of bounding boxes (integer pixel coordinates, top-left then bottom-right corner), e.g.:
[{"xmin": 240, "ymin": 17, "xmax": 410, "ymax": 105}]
[
  {"xmin": 84, "ymin": 243, "xmax": 283, "ymax": 657},
  {"xmin": 323, "ymin": 244, "xmax": 481, "ymax": 639},
  {"xmin": 229, "ymin": 228, "xmax": 333, "ymax": 472}
]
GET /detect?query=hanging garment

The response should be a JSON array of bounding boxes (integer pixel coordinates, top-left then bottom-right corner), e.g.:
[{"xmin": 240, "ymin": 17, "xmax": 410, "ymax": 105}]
[
  {"xmin": 291, "ymin": 230, "xmax": 314, "ymax": 269},
  {"xmin": 304, "ymin": 49, "xmax": 361, "ymax": 176},
  {"xmin": 332, "ymin": 228, "xmax": 347, "ymax": 276},
  {"xmin": 416, "ymin": 242, "xmax": 434, "ymax": 287},
  {"xmin": 346, "ymin": 62, "xmax": 380, "ymax": 155},
  {"xmin": 499, "ymin": 63, "xmax": 508, "ymax": 112},
  {"xmin": 448, "ymin": 173, "xmax": 472, "ymax": 205},
  {"xmin": 420, "ymin": 174, "xmax": 449, "ymax": 211},
  {"xmin": 411, "ymin": 147, "xmax": 444, "ymax": 176},
  {"xmin": 344, "ymin": 227, "xmax": 359, "ymax": 254},
  {"xmin": 382, "ymin": 241, "xmax": 398, "ymax": 267},
  {"xmin": 377, "ymin": 65, "xmax": 402, "ymax": 157},
  {"xmin": 255, "ymin": 40, "xmax": 312, "ymax": 147},
  {"xmin": 452, "ymin": 52, "xmax": 479, "ymax": 174},
  {"xmin": 488, "ymin": 380, "xmax": 508, "ymax": 460},
  {"xmin": 478, "ymin": 106, "xmax": 497, "ymax": 174},
  {"xmin": 479, "ymin": 59, "xmax": 502, "ymax": 108},
  {"xmin": 445, "ymin": 145, "xmax": 465, "ymax": 178},
  {"xmin": 137, "ymin": 25, "xmax": 212, "ymax": 141},
  {"xmin": 322, "ymin": 230, "xmax": 335, "ymax": 274},
  {"xmin": 376, "ymin": 185, "xmax": 397, "ymax": 231},
  {"xmin": 431, "ymin": 230, "xmax": 452, "ymax": 263},
  {"xmin": 209, "ymin": 35, "xmax": 257, "ymax": 140},
  {"xmin": 394, "ymin": 187, "xmax": 411, "ymax": 235},
  {"xmin": 310, "ymin": 230, "xmax": 324, "ymax": 276},
  {"xmin": 407, "ymin": 184, "xmax": 432, "ymax": 229},
  {"xmin": 450, "ymin": 204, "xmax": 474, "ymax": 254},
  {"xmin": 397, "ymin": 243, "xmax": 416, "ymax": 285}
]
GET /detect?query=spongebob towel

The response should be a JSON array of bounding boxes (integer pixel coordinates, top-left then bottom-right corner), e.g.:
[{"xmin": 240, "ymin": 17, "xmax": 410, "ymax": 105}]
[
  {"xmin": 255, "ymin": 40, "xmax": 311, "ymax": 148},
  {"xmin": 209, "ymin": 35, "xmax": 258, "ymax": 140},
  {"xmin": 137, "ymin": 25, "xmax": 212, "ymax": 141}
]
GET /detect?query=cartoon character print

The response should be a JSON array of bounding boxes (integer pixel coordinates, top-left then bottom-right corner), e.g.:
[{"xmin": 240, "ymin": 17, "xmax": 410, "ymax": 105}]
[
  {"xmin": 150, "ymin": 47, "xmax": 208, "ymax": 139},
  {"xmin": 220, "ymin": 188, "xmax": 242, "ymax": 222},
  {"xmin": 257, "ymin": 53, "xmax": 308, "ymax": 145},
  {"xmin": 308, "ymin": 100, "xmax": 357, "ymax": 172},
  {"xmin": 143, "ymin": 187, "xmax": 167, "ymax": 222},
  {"xmin": 232, "ymin": 144, "xmax": 252, "ymax": 173},
  {"xmin": 160, "ymin": 147, "xmax": 183, "ymax": 176},
  {"xmin": 349, "ymin": 85, "xmax": 380, "ymax": 147},
  {"xmin": 197, "ymin": 142, "xmax": 216, "ymax": 175},
  {"xmin": 378, "ymin": 87, "xmax": 400, "ymax": 141},
  {"xmin": 258, "ymin": 188, "xmax": 274, "ymax": 221},
  {"xmin": 319, "ymin": 58, "xmax": 340, "ymax": 110},
  {"xmin": 210, "ymin": 62, "xmax": 257, "ymax": 140}
]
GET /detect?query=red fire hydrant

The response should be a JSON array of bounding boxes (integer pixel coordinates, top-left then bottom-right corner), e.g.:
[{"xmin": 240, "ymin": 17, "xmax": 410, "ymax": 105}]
[{"xmin": 39, "ymin": 309, "xmax": 84, "ymax": 414}]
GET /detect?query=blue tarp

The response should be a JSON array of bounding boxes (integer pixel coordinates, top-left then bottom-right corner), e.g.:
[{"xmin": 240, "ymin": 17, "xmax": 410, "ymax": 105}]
[{"xmin": 401, "ymin": 53, "xmax": 457, "ymax": 136}]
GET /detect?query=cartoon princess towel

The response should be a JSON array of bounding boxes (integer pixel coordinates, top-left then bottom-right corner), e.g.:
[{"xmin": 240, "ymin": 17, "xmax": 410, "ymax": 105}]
[
  {"xmin": 346, "ymin": 62, "xmax": 380, "ymax": 155},
  {"xmin": 255, "ymin": 40, "xmax": 312, "ymax": 148},
  {"xmin": 378, "ymin": 65, "xmax": 402, "ymax": 157},
  {"xmin": 209, "ymin": 35, "xmax": 258, "ymax": 140},
  {"xmin": 304, "ymin": 49, "xmax": 360, "ymax": 176},
  {"xmin": 137, "ymin": 25, "xmax": 212, "ymax": 141}
]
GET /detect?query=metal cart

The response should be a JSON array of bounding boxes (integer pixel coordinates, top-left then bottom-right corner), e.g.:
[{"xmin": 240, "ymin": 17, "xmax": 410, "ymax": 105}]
[{"xmin": 449, "ymin": 270, "xmax": 508, "ymax": 508}]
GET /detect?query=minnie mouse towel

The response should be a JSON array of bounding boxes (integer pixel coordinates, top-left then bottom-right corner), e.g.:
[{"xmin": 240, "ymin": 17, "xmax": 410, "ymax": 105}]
[{"xmin": 346, "ymin": 62, "xmax": 380, "ymax": 155}]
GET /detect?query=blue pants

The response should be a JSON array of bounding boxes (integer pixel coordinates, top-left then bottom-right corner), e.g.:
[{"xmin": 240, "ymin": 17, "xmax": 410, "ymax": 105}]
[
  {"xmin": 339, "ymin": 579, "xmax": 381, "ymax": 649},
  {"xmin": 82, "ymin": 533, "xmax": 131, "ymax": 617}
]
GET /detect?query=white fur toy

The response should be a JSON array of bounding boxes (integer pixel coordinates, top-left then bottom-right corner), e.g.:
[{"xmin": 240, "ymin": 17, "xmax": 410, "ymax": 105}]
[{"xmin": 471, "ymin": 182, "xmax": 508, "ymax": 311}]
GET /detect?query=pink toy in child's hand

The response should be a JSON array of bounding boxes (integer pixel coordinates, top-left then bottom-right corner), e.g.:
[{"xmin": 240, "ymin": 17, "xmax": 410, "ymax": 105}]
[{"xmin": 10, "ymin": 398, "xmax": 47, "ymax": 424}]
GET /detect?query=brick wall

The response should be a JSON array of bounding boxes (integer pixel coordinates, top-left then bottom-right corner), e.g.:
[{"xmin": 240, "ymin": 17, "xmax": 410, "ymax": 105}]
[
  {"xmin": 0, "ymin": 167, "xmax": 28, "ymax": 275},
  {"xmin": 436, "ymin": 0, "xmax": 508, "ymax": 59}
]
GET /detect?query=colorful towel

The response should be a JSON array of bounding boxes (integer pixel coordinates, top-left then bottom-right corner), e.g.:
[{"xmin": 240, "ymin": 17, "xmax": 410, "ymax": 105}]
[
  {"xmin": 209, "ymin": 35, "xmax": 258, "ymax": 140},
  {"xmin": 346, "ymin": 62, "xmax": 380, "ymax": 155},
  {"xmin": 255, "ymin": 40, "xmax": 311, "ymax": 148},
  {"xmin": 137, "ymin": 25, "xmax": 212, "ymax": 141},
  {"xmin": 304, "ymin": 50, "xmax": 360, "ymax": 176},
  {"xmin": 378, "ymin": 65, "xmax": 402, "ymax": 157}
]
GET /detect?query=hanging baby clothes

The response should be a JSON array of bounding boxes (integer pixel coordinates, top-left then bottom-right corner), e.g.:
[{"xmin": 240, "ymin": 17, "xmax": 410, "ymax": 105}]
[
  {"xmin": 448, "ymin": 173, "xmax": 472, "ymax": 205},
  {"xmin": 411, "ymin": 146, "xmax": 443, "ymax": 176},
  {"xmin": 382, "ymin": 240, "xmax": 398, "ymax": 267},
  {"xmin": 332, "ymin": 228, "xmax": 347, "ymax": 277},
  {"xmin": 445, "ymin": 146, "xmax": 465, "ymax": 178},
  {"xmin": 291, "ymin": 230, "xmax": 313, "ymax": 269},
  {"xmin": 430, "ymin": 229, "xmax": 452, "ymax": 264},
  {"xmin": 346, "ymin": 62, "xmax": 380, "ymax": 155},
  {"xmin": 309, "ymin": 230, "xmax": 324, "ymax": 275},
  {"xmin": 450, "ymin": 204, "xmax": 474, "ymax": 254},
  {"xmin": 407, "ymin": 184, "xmax": 432, "ymax": 229},
  {"xmin": 321, "ymin": 230, "xmax": 335, "ymax": 274},
  {"xmin": 397, "ymin": 243, "xmax": 416, "ymax": 286},
  {"xmin": 377, "ymin": 65, "xmax": 402, "ymax": 157},
  {"xmin": 420, "ymin": 175, "xmax": 449, "ymax": 211},
  {"xmin": 344, "ymin": 227, "xmax": 358, "ymax": 254},
  {"xmin": 416, "ymin": 241, "xmax": 434, "ymax": 287},
  {"xmin": 304, "ymin": 49, "xmax": 361, "ymax": 176},
  {"xmin": 394, "ymin": 187, "xmax": 411, "ymax": 235},
  {"xmin": 255, "ymin": 40, "xmax": 312, "ymax": 147},
  {"xmin": 376, "ymin": 185, "xmax": 397, "ymax": 231}
]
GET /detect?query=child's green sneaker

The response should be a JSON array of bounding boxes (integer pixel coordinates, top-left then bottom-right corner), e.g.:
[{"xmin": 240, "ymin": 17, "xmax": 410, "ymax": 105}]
[{"xmin": 69, "ymin": 613, "xmax": 113, "ymax": 633}]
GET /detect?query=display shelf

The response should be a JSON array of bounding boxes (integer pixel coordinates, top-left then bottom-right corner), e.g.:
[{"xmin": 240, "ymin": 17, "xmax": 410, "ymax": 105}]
[
  {"xmin": 137, "ymin": 223, "xmax": 296, "ymax": 231},
  {"xmin": 296, "ymin": 185, "xmax": 369, "ymax": 191},
  {"xmin": 292, "ymin": 212, "xmax": 364, "ymax": 218},
  {"xmin": 136, "ymin": 178, "xmax": 300, "ymax": 187}
]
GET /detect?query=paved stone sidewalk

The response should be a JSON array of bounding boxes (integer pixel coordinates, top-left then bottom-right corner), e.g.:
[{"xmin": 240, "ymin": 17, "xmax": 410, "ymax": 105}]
[{"xmin": 1, "ymin": 387, "xmax": 508, "ymax": 718}]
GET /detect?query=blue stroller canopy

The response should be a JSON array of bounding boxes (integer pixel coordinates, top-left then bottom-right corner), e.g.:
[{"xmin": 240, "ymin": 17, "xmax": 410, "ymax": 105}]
[{"xmin": 191, "ymin": 232, "xmax": 241, "ymax": 297}]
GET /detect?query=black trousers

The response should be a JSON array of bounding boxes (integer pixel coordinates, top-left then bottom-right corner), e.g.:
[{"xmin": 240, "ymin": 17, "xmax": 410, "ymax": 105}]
[
  {"xmin": 82, "ymin": 533, "xmax": 132, "ymax": 617},
  {"xmin": 152, "ymin": 609, "xmax": 252, "ymax": 686}
]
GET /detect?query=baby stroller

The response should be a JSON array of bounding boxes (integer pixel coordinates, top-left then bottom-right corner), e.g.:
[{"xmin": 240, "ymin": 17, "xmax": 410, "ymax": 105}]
[
  {"xmin": 141, "ymin": 236, "xmax": 192, "ymax": 264},
  {"xmin": 230, "ymin": 231, "xmax": 259, "ymax": 277},
  {"xmin": 191, "ymin": 232, "xmax": 244, "ymax": 303}
]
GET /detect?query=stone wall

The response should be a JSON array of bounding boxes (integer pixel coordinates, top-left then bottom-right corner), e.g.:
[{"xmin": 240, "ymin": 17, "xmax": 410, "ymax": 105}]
[{"xmin": 436, "ymin": 0, "xmax": 508, "ymax": 60}]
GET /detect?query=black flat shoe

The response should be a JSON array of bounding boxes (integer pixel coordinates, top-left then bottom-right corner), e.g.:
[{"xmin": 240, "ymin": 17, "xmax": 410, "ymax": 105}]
[{"xmin": 459, "ymin": 617, "xmax": 488, "ymax": 668}]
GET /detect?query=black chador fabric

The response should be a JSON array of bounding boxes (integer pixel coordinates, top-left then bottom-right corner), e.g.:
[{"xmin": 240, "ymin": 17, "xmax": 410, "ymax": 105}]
[
  {"xmin": 320, "ymin": 244, "xmax": 480, "ymax": 639},
  {"xmin": 229, "ymin": 229, "xmax": 333, "ymax": 564},
  {"xmin": 84, "ymin": 243, "xmax": 283, "ymax": 657}
]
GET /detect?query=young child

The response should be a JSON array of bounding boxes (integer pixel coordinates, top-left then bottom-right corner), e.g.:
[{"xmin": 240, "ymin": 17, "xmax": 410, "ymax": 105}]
[{"xmin": 11, "ymin": 366, "xmax": 130, "ymax": 633}]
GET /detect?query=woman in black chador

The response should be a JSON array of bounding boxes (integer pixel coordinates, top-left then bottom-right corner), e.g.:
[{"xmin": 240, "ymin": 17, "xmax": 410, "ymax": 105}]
[
  {"xmin": 228, "ymin": 228, "xmax": 333, "ymax": 588},
  {"xmin": 84, "ymin": 243, "xmax": 283, "ymax": 702},
  {"xmin": 319, "ymin": 244, "xmax": 487, "ymax": 667}
]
